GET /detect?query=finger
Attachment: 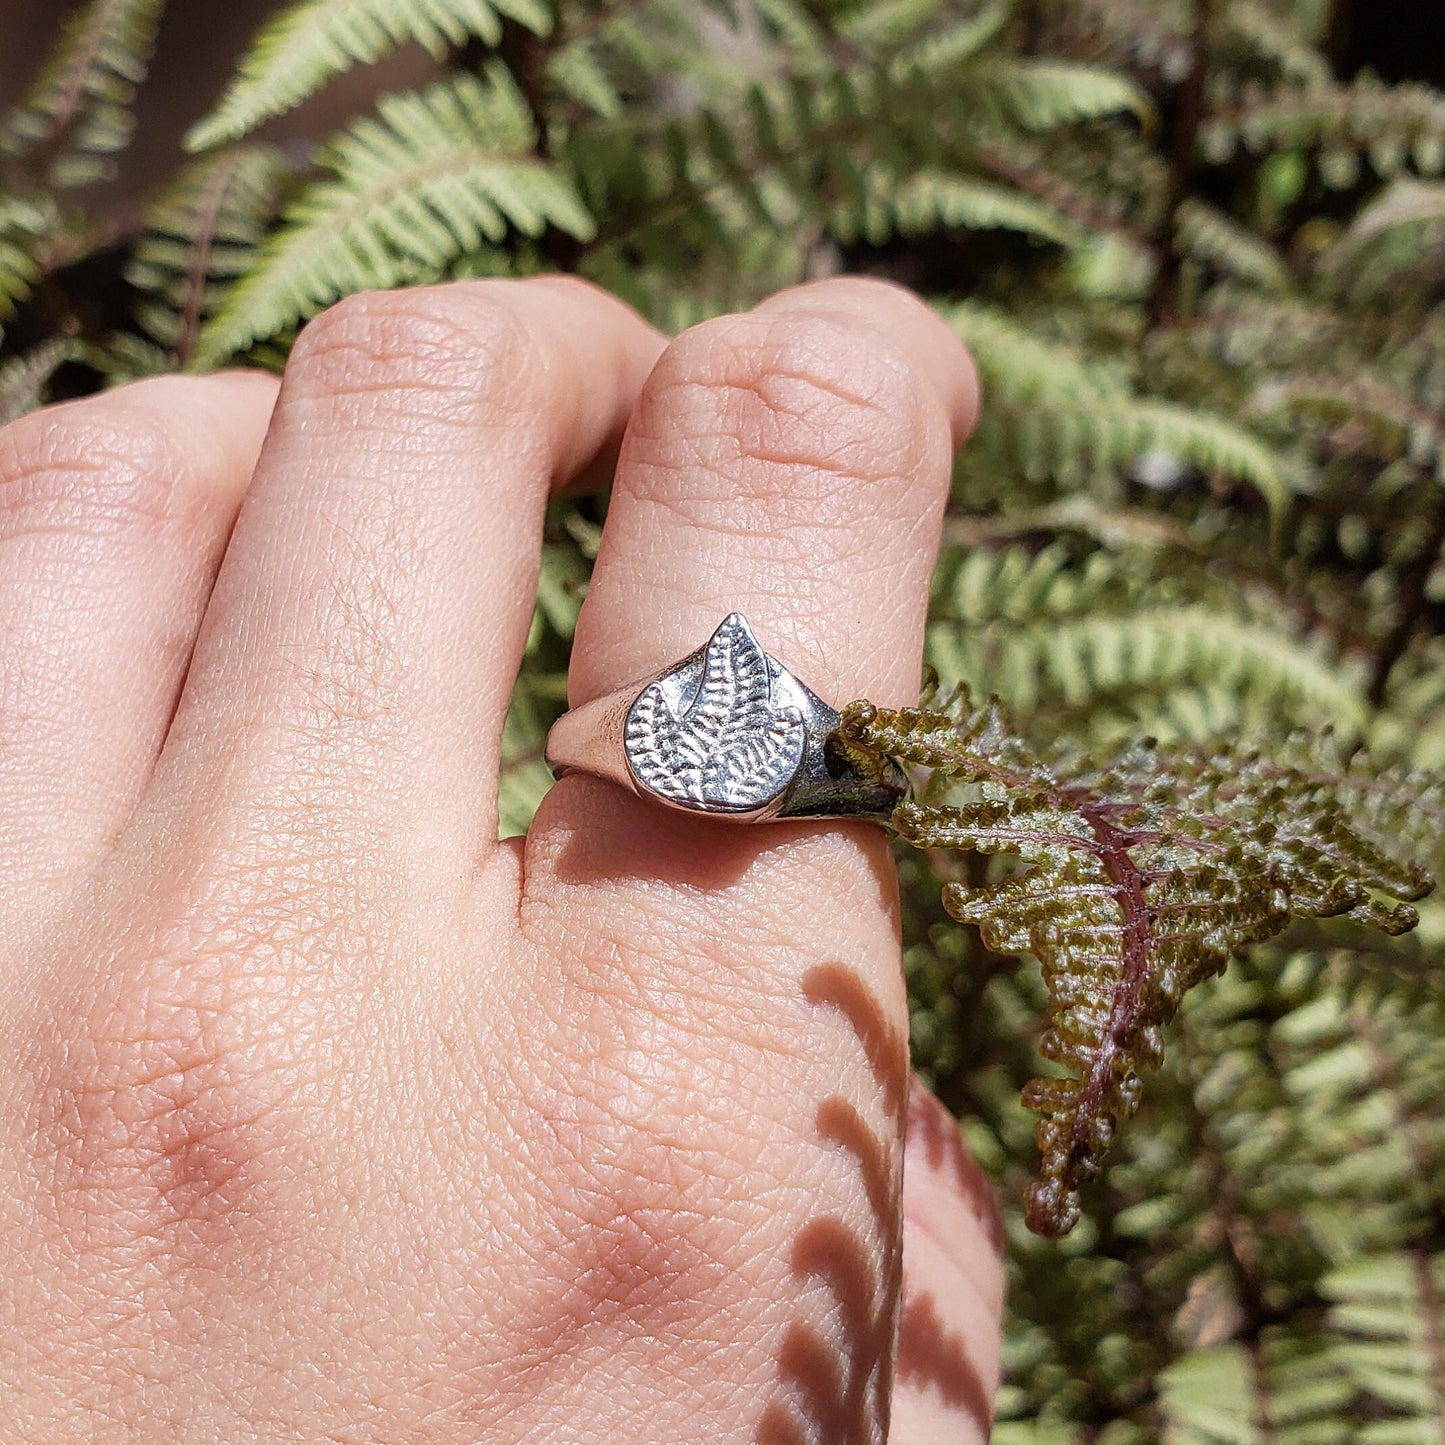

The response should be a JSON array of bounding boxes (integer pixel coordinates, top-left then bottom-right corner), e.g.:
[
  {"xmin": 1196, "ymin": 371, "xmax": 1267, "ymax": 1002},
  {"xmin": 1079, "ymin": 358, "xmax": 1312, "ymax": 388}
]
[
  {"xmin": 889, "ymin": 1080, "xmax": 1005, "ymax": 1445},
  {"xmin": 148, "ymin": 279, "xmax": 664, "ymax": 875},
  {"xmin": 566, "ymin": 277, "xmax": 978, "ymax": 709},
  {"xmin": 0, "ymin": 373, "xmax": 277, "ymax": 919},
  {"xmin": 517, "ymin": 279, "xmax": 977, "ymax": 1438}
]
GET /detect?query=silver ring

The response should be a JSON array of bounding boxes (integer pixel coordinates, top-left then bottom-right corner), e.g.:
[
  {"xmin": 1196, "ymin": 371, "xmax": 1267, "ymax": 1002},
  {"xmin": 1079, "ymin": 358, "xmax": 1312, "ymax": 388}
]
[{"xmin": 544, "ymin": 612, "xmax": 907, "ymax": 824}]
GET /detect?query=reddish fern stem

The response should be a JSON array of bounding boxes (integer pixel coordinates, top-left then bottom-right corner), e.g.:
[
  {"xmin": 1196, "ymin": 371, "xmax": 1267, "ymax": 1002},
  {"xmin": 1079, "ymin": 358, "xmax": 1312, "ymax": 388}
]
[
  {"xmin": 173, "ymin": 151, "xmax": 246, "ymax": 368},
  {"xmin": 1057, "ymin": 811, "xmax": 1156, "ymax": 1192},
  {"xmin": 25, "ymin": 0, "xmax": 129, "ymax": 181}
]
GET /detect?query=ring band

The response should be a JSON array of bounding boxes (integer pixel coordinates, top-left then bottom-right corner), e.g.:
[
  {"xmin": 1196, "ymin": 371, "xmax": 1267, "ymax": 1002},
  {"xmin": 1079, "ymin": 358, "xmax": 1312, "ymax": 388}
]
[{"xmin": 544, "ymin": 612, "xmax": 907, "ymax": 824}]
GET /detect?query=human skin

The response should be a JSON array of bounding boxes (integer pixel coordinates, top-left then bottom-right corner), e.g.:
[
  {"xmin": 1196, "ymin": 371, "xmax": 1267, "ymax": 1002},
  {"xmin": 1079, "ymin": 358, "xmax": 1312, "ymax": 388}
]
[{"xmin": 0, "ymin": 276, "xmax": 1003, "ymax": 1442}]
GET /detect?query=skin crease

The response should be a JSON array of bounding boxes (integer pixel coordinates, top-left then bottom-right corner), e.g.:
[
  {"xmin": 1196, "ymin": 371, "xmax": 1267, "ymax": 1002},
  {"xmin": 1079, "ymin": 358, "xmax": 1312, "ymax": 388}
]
[{"xmin": 0, "ymin": 276, "xmax": 1003, "ymax": 1443}]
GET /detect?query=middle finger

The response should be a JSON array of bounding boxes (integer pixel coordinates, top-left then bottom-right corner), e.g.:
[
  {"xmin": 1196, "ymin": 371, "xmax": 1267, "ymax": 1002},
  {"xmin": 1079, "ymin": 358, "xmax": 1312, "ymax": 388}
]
[{"xmin": 144, "ymin": 279, "xmax": 663, "ymax": 883}]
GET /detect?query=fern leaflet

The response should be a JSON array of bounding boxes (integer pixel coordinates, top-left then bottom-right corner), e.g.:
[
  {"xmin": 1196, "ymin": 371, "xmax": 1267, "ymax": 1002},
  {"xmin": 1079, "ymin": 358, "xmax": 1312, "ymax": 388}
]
[
  {"xmin": 0, "ymin": 0, "xmax": 164, "ymax": 187},
  {"xmin": 0, "ymin": 336, "xmax": 76, "ymax": 423},
  {"xmin": 187, "ymin": 0, "xmax": 552, "ymax": 151},
  {"xmin": 127, "ymin": 146, "xmax": 292, "ymax": 368},
  {"xmin": 198, "ymin": 68, "xmax": 592, "ymax": 363},
  {"xmin": 947, "ymin": 303, "xmax": 1295, "ymax": 512},
  {"xmin": 842, "ymin": 693, "xmax": 1434, "ymax": 1236}
]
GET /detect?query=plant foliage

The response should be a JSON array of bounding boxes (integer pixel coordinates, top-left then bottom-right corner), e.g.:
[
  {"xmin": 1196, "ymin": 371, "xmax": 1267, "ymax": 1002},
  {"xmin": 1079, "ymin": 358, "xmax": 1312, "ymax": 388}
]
[
  {"xmin": 842, "ymin": 692, "xmax": 1431, "ymax": 1237},
  {"xmin": 185, "ymin": 0, "xmax": 552, "ymax": 152},
  {"xmin": 3, "ymin": 0, "xmax": 1445, "ymax": 1434}
]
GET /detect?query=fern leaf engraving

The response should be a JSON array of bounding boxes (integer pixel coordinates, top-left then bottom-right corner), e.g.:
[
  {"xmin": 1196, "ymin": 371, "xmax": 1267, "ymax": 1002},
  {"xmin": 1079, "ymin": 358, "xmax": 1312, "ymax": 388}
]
[{"xmin": 625, "ymin": 613, "xmax": 806, "ymax": 811}]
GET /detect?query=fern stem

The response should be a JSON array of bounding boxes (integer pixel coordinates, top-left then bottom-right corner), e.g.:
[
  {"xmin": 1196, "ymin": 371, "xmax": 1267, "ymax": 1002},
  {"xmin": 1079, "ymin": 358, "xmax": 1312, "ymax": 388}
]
[
  {"xmin": 1414, "ymin": 1250, "xmax": 1445, "ymax": 1421},
  {"xmin": 1026, "ymin": 808, "xmax": 1155, "ymax": 1236},
  {"xmin": 172, "ymin": 151, "xmax": 248, "ymax": 368},
  {"xmin": 1366, "ymin": 485, "xmax": 1445, "ymax": 708},
  {"xmin": 1148, "ymin": 0, "xmax": 1214, "ymax": 326}
]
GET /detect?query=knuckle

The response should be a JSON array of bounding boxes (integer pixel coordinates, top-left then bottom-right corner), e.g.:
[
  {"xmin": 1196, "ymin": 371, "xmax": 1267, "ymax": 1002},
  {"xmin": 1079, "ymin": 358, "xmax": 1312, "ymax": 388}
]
[
  {"xmin": 508, "ymin": 980, "xmax": 775, "ymax": 1348},
  {"xmin": 0, "ymin": 397, "xmax": 205, "ymax": 541},
  {"xmin": 645, "ymin": 308, "xmax": 941, "ymax": 495},
  {"xmin": 22, "ymin": 937, "xmax": 305, "ymax": 1261},
  {"xmin": 287, "ymin": 284, "xmax": 541, "ymax": 424},
  {"xmin": 519, "ymin": 1117, "xmax": 749, "ymax": 1355}
]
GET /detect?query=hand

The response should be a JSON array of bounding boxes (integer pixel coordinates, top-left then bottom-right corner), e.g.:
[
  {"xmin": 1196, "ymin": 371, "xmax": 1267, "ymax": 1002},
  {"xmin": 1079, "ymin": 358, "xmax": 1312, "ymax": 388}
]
[{"xmin": 0, "ymin": 277, "xmax": 1003, "ymax": 1442}]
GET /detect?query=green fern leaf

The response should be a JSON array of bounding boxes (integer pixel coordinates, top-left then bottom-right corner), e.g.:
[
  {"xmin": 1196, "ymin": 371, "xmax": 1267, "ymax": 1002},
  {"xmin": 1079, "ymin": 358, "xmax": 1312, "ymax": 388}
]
[
  {"xmin": 834, "ymin": 0, "xmax": 946, "ymax": 52},
  {"xmin": 1176, "ymin": 198, "xmax": 1293, "ymax": 292},
  {"xmin": 1322, "ymin": 178, "xmax": 1445, "ymax": 305},
  {"xmin": 545, "ymin": 34, "xmax": 624, "ymax": 120},
  {"xmin": 187, "ymin": 0, "xmax": 551, "ymax": 151},
  {"xmin": 1251, "ymin": 372, "xmax": 1442, "ymax": 474},
  {"xmin": 1, "ymin": 0, "xmax": 164, "ymax": 187},
  {"xmin": 1205, "ymin": 79, "xmax": 1445, "ymax": 176},
  {"xmin": 1220, "ymin": 0, "xmax": 1332, "ymax": 89},
  {"xmin": 126, "ymin": 145, "xmax": 293, "ymax": 368},
  {"xmin": 946, "ymin": 304, "xmax": 1295, "ymax": 514},
  {"xmin": 0, "ymin": 336, "xmax": 77, "ymax": 423},
  {"xmin": 928, "ymin": 543, "xmax": 1373, "ymax": 749},
  {"xmin": 0, "ymin": 193, "xmax": 58, "ymax": 325},
  {"xmin": 883, "ymin": 0, "xmax": 1008, "ymax": 77},
  {"xmin": 197, "ymin": 68, "xmax": 592, "ymax": 364},
  {"xmin": 929, "ymin": 597, "xmax": 1370, "ymax": 742},
  {"xmin": 842, "ymin": 694, "xmax": 1434, "ymax": 1236},
  {"xmin": 977, "ymin": 59, "xmax": 1154, "ymax": 132},
  {"xmin": 889, "ymin": 171, "xmax": 1085, "ymax": 244},
  {"xmin": 1325, "ymin": 1252, "xmax": 1445, "ymax": 1431}
]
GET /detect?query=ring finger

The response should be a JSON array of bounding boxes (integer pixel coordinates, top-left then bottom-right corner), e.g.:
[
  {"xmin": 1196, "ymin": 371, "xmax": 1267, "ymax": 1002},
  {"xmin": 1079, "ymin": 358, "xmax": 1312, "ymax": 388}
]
[{"xmin": 517, "ymin": 278, "xmax": 980, "ymax": 1439}]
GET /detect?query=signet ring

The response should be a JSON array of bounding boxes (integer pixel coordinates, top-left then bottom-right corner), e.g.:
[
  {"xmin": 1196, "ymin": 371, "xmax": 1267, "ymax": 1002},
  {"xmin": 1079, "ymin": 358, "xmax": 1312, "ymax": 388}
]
[{"xmin": 543, "ymin": 613, "xmax": 907, "ymax": 824}]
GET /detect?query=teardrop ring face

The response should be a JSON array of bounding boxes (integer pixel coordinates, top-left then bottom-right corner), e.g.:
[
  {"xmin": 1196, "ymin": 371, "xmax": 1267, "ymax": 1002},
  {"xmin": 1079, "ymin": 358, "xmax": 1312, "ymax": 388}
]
[
  {"xmin": 544, "ymin": 612, "xmax": 908, "ymax": 825},
  {"xmin": 624, "ymin": 613, "xmax": 806, "ymax": 813}
]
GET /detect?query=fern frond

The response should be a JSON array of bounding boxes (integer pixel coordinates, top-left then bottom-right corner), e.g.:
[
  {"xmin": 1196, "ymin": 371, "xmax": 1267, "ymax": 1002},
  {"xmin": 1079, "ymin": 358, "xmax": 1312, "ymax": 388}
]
[
  {"xmin": 833, "ymin": 0, "xmax": 944, "ymax": 52},
  {"xmin": 975, "ymin": 59, "xmax": 1153, "ymax": 133},
  {"xmin": 1156, "ymin": 1333, "xmax": 1348, "ymax": 1443},
  {"xmin": 928, "ymin": 564, "xmax": 1370, "ymax": 741},
  {"xmin": 197, "ymin": 68, "xmax": 592, "ymax": 364},
  {"xmin": 834, "ymin": 168, "xmax": 1085, "ymax": 247},
  {"xmin": 882, "ymin": 0, "xmax": 1009, "ymax": 79},
  {"xmin": 1205, "ymin": 79, "xmax": 1445, "ymax": 177},
  {"xmin": 1325, "ymin": 1251, "xmax": 1445, "ymax": 1430},
  {"xmin": 187, "ymin": 0, "xmax": 551, "ymax": 151},
  {"xmin": 1, "ymin": 0, "xmax": 164, "ymax": 187},
  {"xmin": 1321, "ymin": 178, "xmax": 1445, "ymax": 305},
  {"xmin": 1370, "ymin": 640, "xmax": 1445, "ymax": 774},
  {"xmin": 1046, "ymin": 0, "xmax": 1192, "ymax": 85},
  {"xmin": 0, "ymin": 193, "xmax": 58, "ymax": 325},
  {"xmin": 1218, "ymin": 0, "xmax": 1331, "ymax": 88},
  {"xmin": 1251, "ymin": 372, "xmax": 1442, "ymax": 473},
  {"xmin": 126, "ymin": 146, "xmax": 292, "ymax": 368},
  {"xmin": 545, "ymin": 31, "xmax": 624, "ymax": 120},
  {"xmin": 1176, "ymin": 198, "xmax": 1293, "ymax": 292},
  {"xmin": 947, "ymin": 304, "xmax": 1295, "ymax": 512},
  {"xmin": 844, "ymin": 696, "xmax": 1434, "ymax": 1236},
  {"xmin": 0, "ymin": 336, "xmax": 76, "ymax": 423}
]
